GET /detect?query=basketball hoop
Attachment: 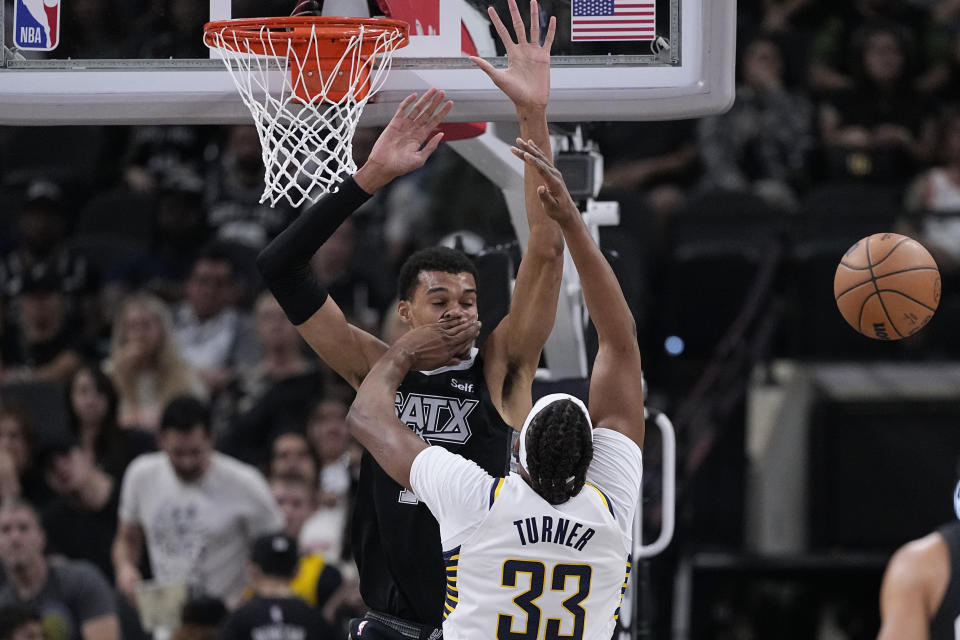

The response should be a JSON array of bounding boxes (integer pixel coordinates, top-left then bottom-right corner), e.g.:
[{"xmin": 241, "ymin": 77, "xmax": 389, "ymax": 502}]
[{"xmin": 204, "ymin": 17, "xmax": 409, "ymax": 207}]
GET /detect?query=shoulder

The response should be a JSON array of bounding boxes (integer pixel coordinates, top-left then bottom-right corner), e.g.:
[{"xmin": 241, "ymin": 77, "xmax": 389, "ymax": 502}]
[
  {"xmin": 211, "ymin": 453, "xmax": 268, "ymax": 485},
  {"xmin": 410, "ymin": 446, "xmax": 495, "ymax": 508},
  {"xmin": 883, "ymin": 532, "xmax": 949, "ymax": 607},
  {"xmin": 413, "ymin": 446, "xmax": 491, "ymax": 479},
  {"xmin": 123, "ymin": 452, "xmax": 166, "ymax": 480},
  {"xmin": 593, "ymin": 428, "xmax": 643, "ymax": 458}
]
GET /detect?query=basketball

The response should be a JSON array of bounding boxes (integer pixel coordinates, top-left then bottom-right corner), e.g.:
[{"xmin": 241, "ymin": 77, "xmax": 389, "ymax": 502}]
[{"xmin": 834, "ymin": 233, "xmax": 941, "ymax": 340}]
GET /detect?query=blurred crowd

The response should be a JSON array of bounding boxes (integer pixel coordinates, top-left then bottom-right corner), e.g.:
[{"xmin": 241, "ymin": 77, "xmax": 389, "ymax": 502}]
[{"xmin": 2, "ymin": 0, "xmax": 960, "ymax": 638}]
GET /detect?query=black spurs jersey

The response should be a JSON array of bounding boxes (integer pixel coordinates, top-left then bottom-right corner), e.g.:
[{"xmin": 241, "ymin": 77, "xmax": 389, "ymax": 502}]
[
  {"xmin": 931, "ymin": 522, "xmax": 960, "ymax": 640},
  {"xmin": 351, "ymin": 347, "xmax": 514, "ymax": 627}
]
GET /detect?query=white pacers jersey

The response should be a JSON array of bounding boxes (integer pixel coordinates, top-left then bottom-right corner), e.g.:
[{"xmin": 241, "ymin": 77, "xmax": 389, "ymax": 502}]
[{"xmin": 410, "ymin": 428, "xmax": 642, "ymax": 640}]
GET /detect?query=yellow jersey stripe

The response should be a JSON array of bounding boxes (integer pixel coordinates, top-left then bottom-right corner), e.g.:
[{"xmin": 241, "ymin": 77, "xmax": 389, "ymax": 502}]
[{"xmin": 583, "ymin": 481, "xmax": 614, "ymax": 516}]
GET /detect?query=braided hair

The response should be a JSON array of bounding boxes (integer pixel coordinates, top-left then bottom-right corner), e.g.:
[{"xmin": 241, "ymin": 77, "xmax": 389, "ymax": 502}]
[{"xmin": 525, "ymin": 400, "xmax": 594, "ymax": 505}]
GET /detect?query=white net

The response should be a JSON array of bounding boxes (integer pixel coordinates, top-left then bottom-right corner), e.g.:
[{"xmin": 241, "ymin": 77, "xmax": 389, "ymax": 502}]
[{"xmin": 205, "ymin": 20, "xmax": 407, "ymax": 208}]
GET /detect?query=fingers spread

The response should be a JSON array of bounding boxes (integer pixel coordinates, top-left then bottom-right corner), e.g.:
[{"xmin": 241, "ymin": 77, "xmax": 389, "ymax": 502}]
[
  {"xmin": 427, "ymin": 100, "xmax": 454, "ymax": 128},
  {"xmin": 469, "ymin": 55, "xmax": 498, "ymax": 79},
  {"xmin": 396, "ymin": 92, "xmax": 419, "ymax": 118},
  {"xmin": 420, "ymin": 131, "xmax": 446, "ymax": 157},
  {"xmin": 487, "ymin": 5, "xmax": 513, "ymax": 46},
  {"xmin": 508, "ymin": 0, "xmax": 527, "ymax": 44},
  {"xmin": 544, "ymin": 16, "xmax": 557, "ymax": 51},
  {"xmin": 529, "ymin": 0, "xmax": 540, "ymax": 44},
  {"xmin": 409, "ymin": 88, "xmax": 442, "ymax": 119},
  {"xmin": 414, "ymin": 90, "xmax": 447, "ymax": 124}
]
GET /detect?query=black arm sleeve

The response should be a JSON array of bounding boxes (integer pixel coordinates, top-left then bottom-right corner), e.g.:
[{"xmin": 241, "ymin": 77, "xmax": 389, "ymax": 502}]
[{"xmin": 256, "ymin": 177, "xmax": 373, "ymax": 325}]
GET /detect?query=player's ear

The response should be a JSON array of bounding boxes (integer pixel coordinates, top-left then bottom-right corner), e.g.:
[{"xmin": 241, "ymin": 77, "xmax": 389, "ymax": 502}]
[{"xmin": 397, "ymin": 299, "xmax": 413, "ymax": 326}]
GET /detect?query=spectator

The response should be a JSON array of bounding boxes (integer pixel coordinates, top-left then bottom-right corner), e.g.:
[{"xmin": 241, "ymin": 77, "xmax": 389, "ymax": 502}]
[
  {"xmin": 819, "ymin": 22, "xmax": 937, "ymax": 186},
  {"xmin": 108, "ymin": 169, "xmax": 212, "ymax": 305},
  {"xmin": 0, "ymin": 179, "xmax": 97, "ymax": 335},
  {"xmin": 808, "ymin": 0, "xmax": 949, "ymax": 94},
  {"xmin": 122, "ymin": 128, "xmax": 213, "ymax": 195},
  {"xmin": 301, "ymin": 394, "xmax": 360, "ymax": 564},
  {"xmin": 204, "ymin": 126, "xmax": 294, "ymax": 251},
  {"xmin": 268, "ymin": 472, "xmax": 343, "ymax": 613},
  {"xmin": 171, "ymin": 596, "xmax": 227, "ymax": 640},
  {"xmin": 112, "ymin": 395, "xmax": 284, "ymax": 608},
  {"xmin": 593, "ymin": 122, "xmax": 700, "ymax": 198},
  {"xmin": 927, "ymin": 30, "xmax": 960, "ymax": 105},
  {"xmin": 103, "ymin": 293, "xmax": 205, "ymax": 432},
  {"xmin": 698, "ymin": 32, "xmax": 815, "ymax": 209},
  {"xmin": 737, "ymin": 0, "xmax": 817, "ymax": 34},
  {"xmin": 219, "ymin": 533, "xmax": 334, "ymax": 640},
  {"xmin": 309, "ymin": 218, "xmax": 391, "ymax": 333},
  {"xmin": 39, "ymin": 436, "xmax": 119, "ymax": 581},
  {"xmin": 173, "ymin": 244, "xmax": 259, "ymax": 395},
  {"xmin": 267, "ymin": 432, "xmax": 319, "ymax": 485},
  {"xmin": 215, "ymin": 293, "xmax": 327, "ymax": 459},
  {"xmin": 0, "ymin": 604, "xmax": 43, "ymax": 640},
  {"xmin": 0, "ymin": 405, "xmax": 50, "ymax": 508},
  {"xmin": 904, "ymin": 107, "xmax": 960, "ymax": 272},
  {"xmin": 0, "ymin": 498, "xmax": 120, "ymax": 640},
  {"xmin": 66, "ymin": 364, "xmax": 155, "ymax": 483},
  {"xmin": 0, "ymin": 264, "xmax": 86, "ymax": 384}
]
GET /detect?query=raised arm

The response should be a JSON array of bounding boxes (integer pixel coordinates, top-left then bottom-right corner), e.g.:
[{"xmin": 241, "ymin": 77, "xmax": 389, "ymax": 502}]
[
  {"xmin": 472, "ymin": 0, "xmax": 564, "ymax": 426},
  {"xmin": 257, "ymin": 90, "xmax": 453, "ymax": 389},
  {"xmin": 512, "ymin": 139, "xmax": 645, "ymax": 447},
  {"xmin": 346, "ymin": 317, "xmax": 481, "ymax": 488}
]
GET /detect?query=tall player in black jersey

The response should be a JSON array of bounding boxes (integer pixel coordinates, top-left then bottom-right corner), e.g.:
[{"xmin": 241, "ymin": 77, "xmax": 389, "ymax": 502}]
[
  {"xmin": 878, "ymin": 520, "xmax": 960, "ymax": 640},
  {"xmin": 256, "ymin": 1, "xmax": 562, "ymax": 637}
]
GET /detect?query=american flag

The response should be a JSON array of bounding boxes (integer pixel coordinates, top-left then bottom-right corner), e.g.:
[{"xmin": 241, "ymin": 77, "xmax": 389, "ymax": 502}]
[{"xmin": 571, "ymin": 0, "xmax": 656, "ymax": 42}]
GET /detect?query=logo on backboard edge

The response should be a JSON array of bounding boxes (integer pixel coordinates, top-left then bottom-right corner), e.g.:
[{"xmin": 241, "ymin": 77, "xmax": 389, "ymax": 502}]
[{"xmin": 14, "ymin": 0, "xmax": 60, "ymax": 51}]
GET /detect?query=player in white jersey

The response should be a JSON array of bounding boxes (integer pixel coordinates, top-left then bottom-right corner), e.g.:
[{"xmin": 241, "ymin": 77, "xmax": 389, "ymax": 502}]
[{"xmin": 346, "ymin": 136, "xmax": 645, "ymax": 640}]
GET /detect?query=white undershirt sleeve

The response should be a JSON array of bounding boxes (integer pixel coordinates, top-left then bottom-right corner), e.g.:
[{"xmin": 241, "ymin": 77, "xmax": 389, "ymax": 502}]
[
  {"xmin": 585, "ymin": 428, "xmax": 644, "ymax": 542},
  {"xmin": 409, "ymin": 446, "xmax": 496, "ymax": 549}
]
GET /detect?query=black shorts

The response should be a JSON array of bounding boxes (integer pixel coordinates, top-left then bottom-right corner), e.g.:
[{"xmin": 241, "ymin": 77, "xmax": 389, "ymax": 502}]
[{"xmin": 348, "ymin": 612, "xmax": 442, "ymax": 640}]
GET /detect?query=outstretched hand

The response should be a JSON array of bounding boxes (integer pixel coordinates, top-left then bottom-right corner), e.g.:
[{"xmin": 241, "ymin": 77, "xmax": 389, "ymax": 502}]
[
  {"xmin": 394, "ymin": 316, "xmax": 481, "ymax": 371},
  {"xmin": 510, "ymin": 138, "xmax": 579, "ymax": 224},
  {"xmin": 470, "ymin": 0, "xmax": 556, "ymax": 110},
  {"xmin": 355, "ymin": 88, "xmax": 454, "ymax": 193}
]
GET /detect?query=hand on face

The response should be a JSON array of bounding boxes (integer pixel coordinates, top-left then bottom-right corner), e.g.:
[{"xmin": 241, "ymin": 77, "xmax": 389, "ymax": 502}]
[{"xmin": 395, "ymin": 315, "xmax": 481, "ymax": 371}]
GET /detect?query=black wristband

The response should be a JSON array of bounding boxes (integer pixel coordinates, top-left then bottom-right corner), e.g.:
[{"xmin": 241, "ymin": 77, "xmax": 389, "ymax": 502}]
[{"xmin": 257, "ymin": 177, "xmax": 373, "ymax": 325}]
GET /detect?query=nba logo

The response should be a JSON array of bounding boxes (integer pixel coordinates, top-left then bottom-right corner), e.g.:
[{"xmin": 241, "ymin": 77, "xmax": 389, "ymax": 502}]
[{"xmin": 14, "ymin": 0, "xmax": 60, "ymax": 51}]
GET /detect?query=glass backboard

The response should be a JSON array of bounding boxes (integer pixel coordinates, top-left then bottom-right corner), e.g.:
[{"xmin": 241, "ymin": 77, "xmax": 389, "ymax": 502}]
[{"xmin": 0, "ymin": 0, "xmax": 734, "ymax": 125}]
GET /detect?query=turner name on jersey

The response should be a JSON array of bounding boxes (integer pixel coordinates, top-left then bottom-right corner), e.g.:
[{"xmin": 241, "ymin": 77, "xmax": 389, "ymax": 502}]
[
  {"xmin": 394, "ymin": 391, "xmax": 478, "ymax": 445},
  {"xmin": 513, "ymin": 515, "xmax": 597, "ymax": 551}
]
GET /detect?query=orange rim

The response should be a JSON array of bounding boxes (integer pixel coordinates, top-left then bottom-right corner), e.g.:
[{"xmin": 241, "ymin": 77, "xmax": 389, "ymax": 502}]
[
  {"xmin": 204, "ymin": 16, "xmax": 409, "ymax": 103},
  {"xmin": 203, "ymin": 16, "xmax": 409, "ymax": 50}
]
